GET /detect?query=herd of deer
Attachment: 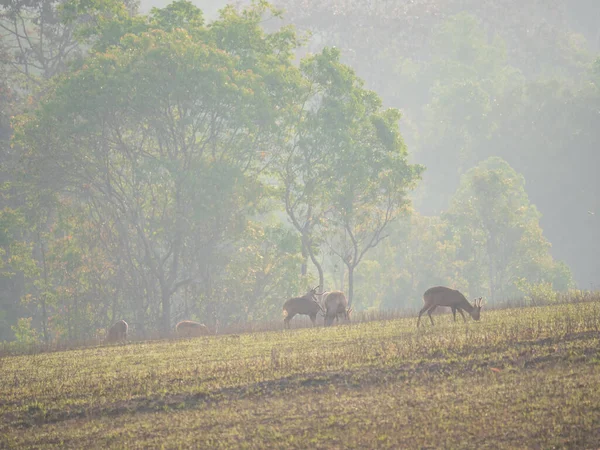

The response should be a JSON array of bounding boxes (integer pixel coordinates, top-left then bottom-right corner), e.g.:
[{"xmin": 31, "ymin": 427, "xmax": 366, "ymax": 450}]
[{"xmin": 104, "ymin": 286, "xmax": 484, "ymax": 343}]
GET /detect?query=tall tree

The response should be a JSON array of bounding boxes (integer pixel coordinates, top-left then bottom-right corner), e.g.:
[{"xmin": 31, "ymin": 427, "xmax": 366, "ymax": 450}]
[
  {"xmin": 323, "ymin": 102, "xmax": 422, "ymax": 306},
  {"xmin": 14, "ymin": 2, "xmax": 300, "ymax": 332},
  {"xmin": 277, "ymin": 47, "xmax": 422, "ymax": 298},
  {"xmin": 446, "ymin": 157, "xmax": 573, "ymax": 301},
  {"xmin": 277, "ymin": 47, "xmax": 356, "ymax": 288}
]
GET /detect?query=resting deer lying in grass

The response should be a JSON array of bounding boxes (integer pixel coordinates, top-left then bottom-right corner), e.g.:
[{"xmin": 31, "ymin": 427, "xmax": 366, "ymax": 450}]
[
  {"xmin": 106, "ymin": 320, "xmax": 128, "ymax": 343},
  {"xmin": 417, "ymin": 286, "xmax": 483, "ymax": 327},
  {"xmin": 323, "ymin": 291, "xmax": 352, "ymax": 327},
  {"xmin": 283, "ymin": 285, "xmax": 324, "ymax": 329},
  {"xmin": 175, "ymin": 320, "xmax": 218, "ymax": 338}
]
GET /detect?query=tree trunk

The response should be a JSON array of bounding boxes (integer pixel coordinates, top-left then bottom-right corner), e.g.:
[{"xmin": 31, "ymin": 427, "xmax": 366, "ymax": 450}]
[
  {"xmin": 488, "ymin": 258, "xmax": 496, "ymax": 304},
  {"xmin": 161, "ymin": 287, "xmax": 171, "ymax": 336},
  {"xmin": 348, "ymin": 265, "xmax": 355, "ymax": 307},
  {"xmin": 111, "ymin": 294, "xmax": 117, "ymax": 325},
  {"xmin": 310, "ymin": 253, "xmax": 324, "ymax": 291},
  {"xmin": 487, "ymin": 236, "xmax": 496, "ymax": 304},
  {"xmin": 318, "ymin": 265, "xmax": 324, "ymax": 292},
  {"xmin": 304, "ymin": 234, "xmax": 324, "ymax": 289},
  {"xmin": 301, "ymin": 240, "xmax": 308, "ymax": 276},
  {"xmin": 39, "ymin": 234, "xmax": 50, "ymax": 344}
]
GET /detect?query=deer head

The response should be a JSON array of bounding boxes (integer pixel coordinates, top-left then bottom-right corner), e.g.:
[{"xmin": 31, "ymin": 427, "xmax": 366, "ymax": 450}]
[{"xmin": 471, "ymin": 297, "xmax": 484, "ymax": 320}]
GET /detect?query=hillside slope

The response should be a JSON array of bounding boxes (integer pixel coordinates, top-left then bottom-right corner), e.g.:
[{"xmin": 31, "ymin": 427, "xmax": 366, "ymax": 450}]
[{"xmin": 2, "ymin": 301, "xmax": 600, "ymax": 448}]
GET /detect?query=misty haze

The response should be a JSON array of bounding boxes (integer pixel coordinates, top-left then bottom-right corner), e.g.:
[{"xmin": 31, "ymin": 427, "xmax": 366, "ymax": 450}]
[{"xmin": 1, "ymin": 0, "xmax": 599, "ymax": 447}]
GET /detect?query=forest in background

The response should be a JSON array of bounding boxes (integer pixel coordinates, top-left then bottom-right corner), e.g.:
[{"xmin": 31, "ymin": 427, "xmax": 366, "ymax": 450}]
[
  {"xmin": 272, "ymin": 0, "xmax": 600, "ymax": 288},
  {"xmin": 0, "ymin": 0, "xmax": 597, "ymax": 343}
]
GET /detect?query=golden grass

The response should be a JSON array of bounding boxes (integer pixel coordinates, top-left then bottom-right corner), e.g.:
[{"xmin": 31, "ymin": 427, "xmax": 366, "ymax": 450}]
[{"xmin": 1, "ymin": 300, "xmax": 600, "ymax": 448}]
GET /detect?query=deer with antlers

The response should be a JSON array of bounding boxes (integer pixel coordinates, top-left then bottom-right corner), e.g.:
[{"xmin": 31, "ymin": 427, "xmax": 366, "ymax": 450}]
[
  {"xmin": 417, "ymin": 286, "xmax": 483, "ymax": 327},
  {"xmin": 283, "ymin": 285, "xmax": 325, "ymax": 329}
]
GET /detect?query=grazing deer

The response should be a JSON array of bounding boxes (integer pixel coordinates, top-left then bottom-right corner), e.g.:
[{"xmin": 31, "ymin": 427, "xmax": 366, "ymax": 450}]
[
  {"xmin": 106, "ymin": 320, "xmax": 128, "ymax": 343},
  {"xmin": 175, "ymin": 320, "xmax": 218, "ymax": 338},
  {"xmin": 323, "ymin": 291, "xmax": 352, "ymax": 327},
  {"xmin": 283, "ymin": 285, "xmax": 324, "ymax": 329},
  {"xmin": 417, "ymin": 286, "xmax": 483, "ymax": 327}
]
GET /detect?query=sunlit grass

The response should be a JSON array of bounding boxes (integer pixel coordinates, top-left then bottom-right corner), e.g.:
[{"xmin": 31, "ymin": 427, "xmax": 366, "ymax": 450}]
[{"xmin": 2, "ymin": 300, "xmax": 600, "ymax": 448}]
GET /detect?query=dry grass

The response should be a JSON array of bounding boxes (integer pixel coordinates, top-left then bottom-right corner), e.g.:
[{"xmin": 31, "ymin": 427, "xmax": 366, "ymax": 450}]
[{"xmin": 1, "ymin": 297, "xmax": 600, "ymax": 448}]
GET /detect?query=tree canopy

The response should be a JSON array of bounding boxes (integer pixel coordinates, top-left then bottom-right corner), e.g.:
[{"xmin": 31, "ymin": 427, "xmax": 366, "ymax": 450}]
[{"xmin": 0, "ymin": 0, "xmax": 586, "ymax": 342}]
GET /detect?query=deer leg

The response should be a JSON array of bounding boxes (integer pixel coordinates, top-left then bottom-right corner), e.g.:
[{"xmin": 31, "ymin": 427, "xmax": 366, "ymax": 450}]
[
  {"xmin": 427, "ymin": 305, "xmax": 438, "ymax": 326},
  {"xmin": 284, "ymin": 313, "xmax": 296, "ymax": 329},
  {"xmin": 458, "ymin": 308, "xmax": 467, "ymax": 323},
  {"xmin": 451, "ymin": 306, "xmax": 457, "ymax": 322},
  {"xmin": 417, "ymin": 305, "xmax": 430, "ymax": 327},
  {"xmin": 309, "ymin": 313, "xmax": 317, "ymax": 326}
]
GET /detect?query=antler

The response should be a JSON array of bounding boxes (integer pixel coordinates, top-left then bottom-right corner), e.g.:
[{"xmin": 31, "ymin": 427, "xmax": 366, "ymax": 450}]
[{"xmin": 311, "ymin": 285, "xmax": 325, "ymax": 295}]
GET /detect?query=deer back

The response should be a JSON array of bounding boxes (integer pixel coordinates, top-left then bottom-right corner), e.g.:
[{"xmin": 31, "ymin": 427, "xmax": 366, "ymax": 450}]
[
  {"xmin": 424, "ymin": 286, "xmax": 473, "ymax": 311},
  {"xmin": 283, "ymin": 295, "xmax": 323, "ymax": 316},
  {"xmin": 106, "ymin": 320, "xmax": 128, "ymax": 342},
  {"xmin": 324, "ymin": 291, "xmax": 347, "ymax": 315},
  {"xmin": 176, "ymin": 320, "xmax": 211, "ymax": 337},
  {"xmin": 324, "ymin": 291, "xmax": 350, "ymax": 326}
]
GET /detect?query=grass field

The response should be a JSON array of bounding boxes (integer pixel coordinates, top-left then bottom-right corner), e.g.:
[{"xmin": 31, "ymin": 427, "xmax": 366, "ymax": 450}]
[{"xmin": 2, "ymin": 300, "xmax": 600, "ymax": 449}]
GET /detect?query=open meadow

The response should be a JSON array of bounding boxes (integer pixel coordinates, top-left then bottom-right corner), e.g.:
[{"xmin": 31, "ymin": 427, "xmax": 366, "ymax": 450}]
[{"xmin": 2, "ymin": 298, "xmax": 600, "ymax": 449}]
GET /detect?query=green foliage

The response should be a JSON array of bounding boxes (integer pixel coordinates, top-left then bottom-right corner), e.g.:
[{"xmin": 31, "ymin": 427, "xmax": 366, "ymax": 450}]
[
  {"xmin": 279, "ymin": 47, "xmax": 423, "ymax": 303},
  {"xmin": 446, "ymin": 157, "xmax": 573, "ymax": 301},
  {"xmin": 61, "ymin": 0, "xmax": 145, "ymax": 50},
  {"xmin": 10, "ymin": 317, "xmax": 39, "ymax": 345},
  {"xmin": 2, "ymin": 0, "xmax": 587, "ymax": 340},
  {"xmin": 515, "ymin": 279, "xmax": 558, "ymax": 305},
  {"xmin": 150, "ymin": 0, "xmax": 204, "ymax": 31},
  {"xmin": 272, "ymin": 2, "xmax": 597, "ymax": 292},
  {"xmin": 215, "ymin": 222, "xmax": 304, "ymax": 322},
  {"xmin": 359, "ymin": 213, "xmax": 464, "ymax": 310},
  {"xmin": 351, "ymin": 156, "xmax": 571, "ymax": 311},
  {"xmin": 416, "ymin": 14, "xmax": 525, "ymax": 209},
  {"xmin": 12, "ymin": 1, "xmax": 335, "ymax": 333},
  {"xmin": 414, "ymin": 15, "xmax": 598, "ymax": 290},
  {"xmin": 0, "ymin": 208, "xmax": 27, "ymax": 271}
]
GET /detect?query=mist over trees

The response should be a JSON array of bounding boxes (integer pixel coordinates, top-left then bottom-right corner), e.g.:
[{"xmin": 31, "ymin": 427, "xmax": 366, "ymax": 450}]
[
  {"xmin": 1, "ymin": 0, "xmax": 596, "ymax": 342},
  {"xmin": 274, "ymin": 0, "xmax": 600, "ymax": 289}
]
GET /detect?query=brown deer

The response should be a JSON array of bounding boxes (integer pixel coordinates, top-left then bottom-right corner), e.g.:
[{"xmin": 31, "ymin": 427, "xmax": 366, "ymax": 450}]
[
  {"xmin": 417, "ymin": 286, "xmax": 483, "ymax": 327},
  {"xmin": 175, "ymin": 320, "xmax": 218, "ymax": 338},
  {"xmin": 323, "ymin": 291, "xmax": 352, "ymax": 327},
  {"xmin": 283, "ymin": 285, "xmax": 324, "ymax": 329},
  {"xmin": 106, "ymin": 320, "xmax": 128, "ymax": 343}
]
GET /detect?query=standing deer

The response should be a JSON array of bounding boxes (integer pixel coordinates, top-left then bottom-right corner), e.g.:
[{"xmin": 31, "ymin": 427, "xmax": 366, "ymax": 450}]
[
  {"xmin": 283, "ymin": 286, "xmax": 324, "ymax": 329},
  {"xmin": 417, "ymin": 286, "xmax": 483, "ymax": 327},
  {"xmin": 323, "ymin": 291, "xmax": 352, "ymax": 327},
  {"xmin": 106, "ymin": 320, "xmax": 128, "ymax": 343},
  {"xmin": 175, "ymin": 320, "xmax": 218, "ymax": 338}
]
